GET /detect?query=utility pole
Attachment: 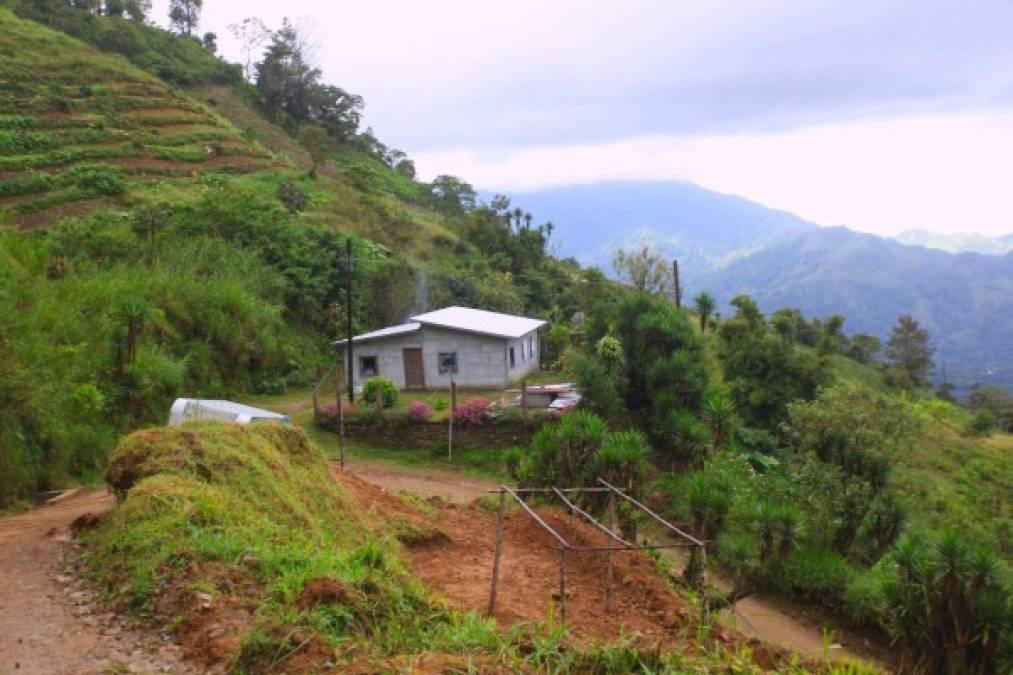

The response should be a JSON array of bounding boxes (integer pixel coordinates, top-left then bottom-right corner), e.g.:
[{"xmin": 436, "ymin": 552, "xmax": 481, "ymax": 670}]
[
  {"xmin": 672, "ymin": 259, "xmax": 681, "ymax": 309},
  {"xmin": 344, "ymin": 238, "xmax": 355, "ymax": 403}
]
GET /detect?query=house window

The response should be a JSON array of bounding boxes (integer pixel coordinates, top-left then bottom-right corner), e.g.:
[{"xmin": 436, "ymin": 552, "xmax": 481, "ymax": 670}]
[
  {"xmin": 359, "ymin": 356, "xmax": 378, "ymax": 377},
  {"xmin": 528, "ymin": 336, "xmax": 534, "ymax": 359},
  {"xmin": 438, "ymin": 352, "xmax": 458, "ymax": 374},
  {"xmin": 520, "ymin": 341, "xmax": 526, "ymax": 361},
  {"xmin": 509, "ymin": 347, "xmax": 516, "ymax": 369}
]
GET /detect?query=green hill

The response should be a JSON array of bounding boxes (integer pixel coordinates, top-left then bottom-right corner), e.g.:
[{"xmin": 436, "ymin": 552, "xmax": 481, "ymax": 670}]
[
  {"xmin": 0, "ymin": 9, "xmax": 278, "ymax": 228},
  {"xmin": 826, "ymin": 355, "xmax": 1013, "ymax": 559}
]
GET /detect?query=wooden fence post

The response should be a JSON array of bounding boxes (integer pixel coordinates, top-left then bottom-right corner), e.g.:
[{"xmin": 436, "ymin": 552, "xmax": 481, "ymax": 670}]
[
  {"xmin": 313, "ymin": 364, "xmax": 322, "ymax": 416},
  {"xmin": 448, "ymin": 379, "xmax": 457, "ymax": 461},
  {"xmin": 337, "ymin": 377, "xmax": 345, "ymax": 470},
  {"xmin": 487, "ymin": 489, "xmax": 506, "ymax": 616},
  {"xmin": 520, "ymin": 380, "xmax": 530, "ymax": 442},
  {"xmin": 558, "ymin": 547, "xmax": 567, "ymax": 624}
]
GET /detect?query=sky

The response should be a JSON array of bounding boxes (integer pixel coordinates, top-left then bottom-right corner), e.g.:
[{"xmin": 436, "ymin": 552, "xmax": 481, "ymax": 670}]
[{"xmin": 154, "ymin": 0, "xmax": 1013, "ymax": 237}]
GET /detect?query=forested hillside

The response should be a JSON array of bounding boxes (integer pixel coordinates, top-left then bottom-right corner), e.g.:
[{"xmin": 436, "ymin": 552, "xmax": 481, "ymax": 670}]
[{"xmin": 0, "ymin": 5, "xmax": 599, "ymax": 504}]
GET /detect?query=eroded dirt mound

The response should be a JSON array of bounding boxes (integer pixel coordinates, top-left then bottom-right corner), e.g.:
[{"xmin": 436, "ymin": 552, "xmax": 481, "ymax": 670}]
[
  {"xmin": 408, "ymin": 502, "xmax": 709, "ymax": 649},
  {"xmin": 149, "ymin": 561, "xmax": 262, "ymax": 670}
]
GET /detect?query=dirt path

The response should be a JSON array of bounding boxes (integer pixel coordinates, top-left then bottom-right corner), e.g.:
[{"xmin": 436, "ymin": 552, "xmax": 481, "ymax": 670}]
[
  {"xmin": 0, "ymin": 489, "xmax": 194, "ymax": 675},
  {"xmin": 336, "ymin": 458, "xmax": 498, "ymax": 503},
  {"xmin": 652, "ymin": 539, "xmax": 886, "ymax": 666}
]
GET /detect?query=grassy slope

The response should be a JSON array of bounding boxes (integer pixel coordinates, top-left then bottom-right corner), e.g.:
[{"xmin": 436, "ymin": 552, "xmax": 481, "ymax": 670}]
[
  {"xmin": 0, "ymin": 9, "xmax": 277, "ymax": 227},
  {"xmin": 829, "ymin": 357, "xmax": 1013, "ymax": 559},
  {"xmin": 90, "ymin": 422, "xmax": 854, "ymax": 672}
]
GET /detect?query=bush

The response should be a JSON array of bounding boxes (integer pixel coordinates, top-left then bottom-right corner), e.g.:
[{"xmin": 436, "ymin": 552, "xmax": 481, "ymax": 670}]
[
  {"xmin": 453, "ymin": 397, "xmax": 492, "ymax": 427},
  {"xmin": 408, "ymin": 400, "xmax": 432, "ymax": 423},
  {"xmin": 277, "ymin": 180, "xmax": 309, "ymax": 213},
  {"xmin": 966, "ymin": 408, "xmax": 996, "ymax": 435},
  {"xmin": 67, "ymin": 163, "xmax": 126, "ymax": 196},
  {"xmin": 317, "ymin": 401, "xmax": 354, "ymax": 425},
  {"xmin": 779, "ymin": 545, "xmax": 855, "ymax": 600},
  {"xmin": 362, "ymin": 376, "xmax": 398, "ymax": 409}
]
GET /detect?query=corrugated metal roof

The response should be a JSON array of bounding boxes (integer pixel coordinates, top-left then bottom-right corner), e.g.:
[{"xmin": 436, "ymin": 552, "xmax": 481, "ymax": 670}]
[
  {"xmin": 333, "ymin": 322, "xmax": 421, "ymax": 346},
  {"xmin": 411, "ymin": 306, "xmax": 545, "ymax": 339}
]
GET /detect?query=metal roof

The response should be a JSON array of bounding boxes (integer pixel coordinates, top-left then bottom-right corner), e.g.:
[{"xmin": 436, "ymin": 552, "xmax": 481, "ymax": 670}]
[
  {"xmin": 332, "ymin": 307, "xmax": 546, "ymax": 345},
  {"xmin": 333, "ymin": 322, "xmax": 420, "ymax": 346},
  {"xmin": 411, "ymin": 306, "xmax": 546, "ymax": 339}
]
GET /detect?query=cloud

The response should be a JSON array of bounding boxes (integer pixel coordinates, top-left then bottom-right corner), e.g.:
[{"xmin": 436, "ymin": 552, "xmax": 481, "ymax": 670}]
[
  {"xmin": 414, "ymin": 110, "xmax": 1013, "ymax": 237},
  {"xmin": 158, "ymin": 0, "xmax": 1013, "ymax": 150}
]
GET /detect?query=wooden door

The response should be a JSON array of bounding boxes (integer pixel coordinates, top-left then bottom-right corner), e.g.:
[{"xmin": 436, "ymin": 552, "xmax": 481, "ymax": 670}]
[{"xmin": 403, "ymin": 348, "xmax": 425, "ymax": 389}]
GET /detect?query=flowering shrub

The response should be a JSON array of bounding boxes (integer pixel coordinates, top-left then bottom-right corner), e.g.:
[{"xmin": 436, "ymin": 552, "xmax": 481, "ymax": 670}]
[
  {"xmin": 453, "ymin": 397, "xmax": 492, "ymax": 427},
  {"xmin": 408, "ymin": 400, "xmax": 433, "ymax": 422},
  {"xmin": 318, "ymin": 400, "xmax": 354, "ymax": 424}
]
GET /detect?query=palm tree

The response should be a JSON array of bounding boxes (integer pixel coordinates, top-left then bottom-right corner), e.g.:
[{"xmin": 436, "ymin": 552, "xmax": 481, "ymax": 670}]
[
  {"xmin": 701, "ymin": 389, "xmax": 737, "ymax": 451},
  {"xmin": 694, "ymin": 291, "xmax": 716, "ymax": 333}
]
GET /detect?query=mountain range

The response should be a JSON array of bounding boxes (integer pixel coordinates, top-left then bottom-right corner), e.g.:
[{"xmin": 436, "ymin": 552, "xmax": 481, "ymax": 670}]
[{"xmin": 502, "ymin": 181, "xmax": 1013, "ymax": 392}]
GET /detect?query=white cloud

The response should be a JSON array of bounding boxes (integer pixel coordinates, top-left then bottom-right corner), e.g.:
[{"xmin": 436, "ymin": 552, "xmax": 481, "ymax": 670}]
[{"xmin": 414, "ymin": 110, "xmax": 1013, "ymax": 237}]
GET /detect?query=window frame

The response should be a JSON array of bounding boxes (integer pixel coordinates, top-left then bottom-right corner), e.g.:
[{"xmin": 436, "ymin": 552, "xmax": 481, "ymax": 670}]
[
  {"xmin": 359, "ymin": 355, "xmax": 379, "ymax": 377},
  {"xmin": 438, "ymin": 351, "xmax": 458, "ymax": 374}
]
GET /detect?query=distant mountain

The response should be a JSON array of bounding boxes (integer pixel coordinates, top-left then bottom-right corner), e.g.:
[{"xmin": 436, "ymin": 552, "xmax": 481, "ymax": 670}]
[
  {"xmin": 501, "ymin": 181, "xmax": 817, "ymax": 284},
  {"xmin": 696, "ymin": 227, "xmax": 1013, "ymax": 391},
  {"xmin": 500, "ymin": 181, "xmax": 1013, "ymax": 391},
  {"xmin": 894, "ymin": 229, "xmax": 1013, "ymax": 255}
]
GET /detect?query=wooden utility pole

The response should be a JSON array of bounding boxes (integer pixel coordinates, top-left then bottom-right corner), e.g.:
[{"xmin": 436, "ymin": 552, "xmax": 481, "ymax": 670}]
[
  {"xmin": 672, "ymin": 259, "xmax": 681, "ymax": 308},
  {"xmin": 345, "ymin": 238, "xmax": 354, "ymax": 403}
]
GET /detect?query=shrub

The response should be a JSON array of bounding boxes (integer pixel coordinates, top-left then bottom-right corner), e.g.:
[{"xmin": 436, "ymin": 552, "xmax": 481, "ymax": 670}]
[
  {"xmin": 453, "ymin": 397, "xmax": 492, "ymax": 427},
  {"xmin": 779, "ymin": 545, "xmax": 855, "ymax": 600},
  {"xmin": 317, "ymin": 401, "xmax": 354, "ymax": 426},
  {"xmin": 965, "ymin": 409, "xmax": 996, "ymax": 435},
  {"xmin": 408, "ymin": 401, "xmax": 432, "ymax": 423},
  {"xmin": 277, "ymin": 180, "xmax": 309, "ymax": 213},
  {"xmin": 362, "ymin": 376, "xmax": 399, "ymax": 409},
  {"xmin": 67, "ymin": 163, "xmax": 126, "ymax": 196}
]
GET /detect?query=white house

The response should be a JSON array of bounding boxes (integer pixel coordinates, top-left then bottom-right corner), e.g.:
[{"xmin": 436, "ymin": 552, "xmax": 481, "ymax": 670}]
[{"xmin": 335, "ymin": 306, "xmax": 546, "ymax": 390}]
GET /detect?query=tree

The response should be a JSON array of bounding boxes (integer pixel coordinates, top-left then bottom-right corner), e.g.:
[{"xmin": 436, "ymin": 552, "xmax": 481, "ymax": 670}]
[
  {"xmin": 429, "ymin": 175, "xmax": 476, "ymax": 214},
  {"xmin": 201, "ymin": 31, "xmax": 217, "ymax": 53},
  {"xmin": 612, "ymin": 243, "xmax": 671, "ymax": 294},
  {"xmin": 885, "ymin": 314, "xmax": 934, "ymax": 388},
  {"xmin": 694, "ymin": 291, "xmax": 716, "ymax": 333},
  {"xmin": 297, "ymin": 124, "xmax": 331, "ymax": 177},
  {"xmin": 847, "ymin": 333, "xmax": 881, "ymax": 364},
  {"xmin": 256, "ymin": 20, "xmax": 322, "ymax": 128},
  {"xmin": 168, "ymin": 0, "xmax": 202, "ymax": 36},
  {"xmin": 817, "ymin": 314, "xmax": 846, "ymax": 356},
  {"xmin": 229, "ymin": 17, "xmax": 271, "ymax": 81}
]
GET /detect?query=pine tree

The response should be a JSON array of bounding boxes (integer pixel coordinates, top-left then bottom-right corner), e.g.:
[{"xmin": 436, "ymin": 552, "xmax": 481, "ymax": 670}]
[{"xmin": 885, "ymin": 314, "xmax": 934, "ymax": 387}]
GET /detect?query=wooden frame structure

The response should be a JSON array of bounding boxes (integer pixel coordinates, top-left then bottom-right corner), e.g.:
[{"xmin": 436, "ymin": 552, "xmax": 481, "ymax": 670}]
[{"xmin": 486, "ymin": 478, "xmax": 707, "ymax": 623}]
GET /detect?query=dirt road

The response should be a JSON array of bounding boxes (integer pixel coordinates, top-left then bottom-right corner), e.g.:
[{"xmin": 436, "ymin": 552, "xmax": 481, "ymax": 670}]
[
  {"xmin": 338, "ymin": 457, "xmax": 498, "ymax": 503},
  {"xmin": 0, "ymin": 489, "xmax": 195, "ymax": 675}
]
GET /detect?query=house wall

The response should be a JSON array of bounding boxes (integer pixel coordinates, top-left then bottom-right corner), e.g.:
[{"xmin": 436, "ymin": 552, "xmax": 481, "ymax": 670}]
[
  {"xmin": 341, "ymin": 325, "xmax": 541, "ymax": 390},
  {"xmin": 506, "ymin": 330, "xmax": 540, "ymax": 383}
]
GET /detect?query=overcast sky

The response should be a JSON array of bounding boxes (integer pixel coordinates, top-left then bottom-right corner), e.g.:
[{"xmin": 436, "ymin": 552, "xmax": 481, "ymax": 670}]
[{"xmin": 155, "ymin": 0, "xmax": 1013, "ymax": 236}]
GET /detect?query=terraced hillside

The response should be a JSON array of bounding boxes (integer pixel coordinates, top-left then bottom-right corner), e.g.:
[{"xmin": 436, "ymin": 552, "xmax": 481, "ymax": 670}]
[{"xmin": 0, "ymin": 9, "xmax": 277, "ymax": 227}]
